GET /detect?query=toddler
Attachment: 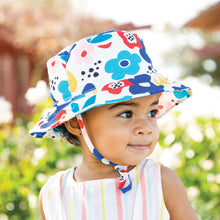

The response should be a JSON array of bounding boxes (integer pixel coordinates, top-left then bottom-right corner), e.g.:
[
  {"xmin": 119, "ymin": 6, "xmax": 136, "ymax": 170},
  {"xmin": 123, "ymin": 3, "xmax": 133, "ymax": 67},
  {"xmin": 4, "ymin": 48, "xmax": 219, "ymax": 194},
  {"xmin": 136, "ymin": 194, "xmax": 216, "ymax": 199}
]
[{"xmin": 30, "ymin": 30, "xmax": 198, "ymax": 219}]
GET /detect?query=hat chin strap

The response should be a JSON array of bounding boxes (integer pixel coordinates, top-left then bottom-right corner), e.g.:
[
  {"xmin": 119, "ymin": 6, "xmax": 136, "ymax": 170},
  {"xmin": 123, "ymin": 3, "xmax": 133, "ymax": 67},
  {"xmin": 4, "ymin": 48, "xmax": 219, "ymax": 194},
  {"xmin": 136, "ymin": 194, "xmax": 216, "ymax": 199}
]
[{"xmin": 76, "ymin": 114, "xmax": 132, "ymax": 193}]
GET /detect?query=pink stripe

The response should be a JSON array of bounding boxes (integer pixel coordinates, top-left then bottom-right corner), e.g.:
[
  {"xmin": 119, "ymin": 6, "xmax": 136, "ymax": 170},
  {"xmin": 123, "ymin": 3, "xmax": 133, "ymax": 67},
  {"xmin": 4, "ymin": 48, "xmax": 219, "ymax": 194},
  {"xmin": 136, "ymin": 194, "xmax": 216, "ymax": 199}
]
[
  {"xmin": 56, "ymin": 173, "xmax": 64, "ymax": 220},
  {"xmin": 140, "ymin": 171, "xmax": 147, "ymax": 220},
  {"xmin": 115, "ymin": 179, "xmax": 123, "ymax": 220},
  {"xmin": 82, "ymin": 182, "xmax": 87, "ymax": 220}
]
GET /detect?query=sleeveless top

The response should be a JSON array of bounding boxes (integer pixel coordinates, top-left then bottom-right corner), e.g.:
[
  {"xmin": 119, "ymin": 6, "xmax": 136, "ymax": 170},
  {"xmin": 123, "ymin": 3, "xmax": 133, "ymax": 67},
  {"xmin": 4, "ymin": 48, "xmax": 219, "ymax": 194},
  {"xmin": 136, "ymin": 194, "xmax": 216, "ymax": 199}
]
[{"xmin": 41, "ymin": 159, "xmax": 170, "ymax": 220}]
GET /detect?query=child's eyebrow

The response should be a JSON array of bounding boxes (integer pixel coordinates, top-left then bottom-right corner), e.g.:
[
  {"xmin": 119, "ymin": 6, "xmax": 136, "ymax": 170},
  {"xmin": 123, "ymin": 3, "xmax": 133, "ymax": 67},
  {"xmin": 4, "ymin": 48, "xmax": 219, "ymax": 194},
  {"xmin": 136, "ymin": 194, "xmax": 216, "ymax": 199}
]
[{"xmin": 108, "ymin": 100, "xmax": 159, "ymax": 110}]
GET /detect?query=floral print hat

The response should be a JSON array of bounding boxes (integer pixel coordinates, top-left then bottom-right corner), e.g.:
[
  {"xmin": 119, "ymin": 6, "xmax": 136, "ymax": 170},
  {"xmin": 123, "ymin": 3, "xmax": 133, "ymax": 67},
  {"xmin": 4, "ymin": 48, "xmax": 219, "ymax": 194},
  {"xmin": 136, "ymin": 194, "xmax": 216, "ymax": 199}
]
[{"xmin": 30, "ymin": 30, "xmax": 192, "ymax": 192}]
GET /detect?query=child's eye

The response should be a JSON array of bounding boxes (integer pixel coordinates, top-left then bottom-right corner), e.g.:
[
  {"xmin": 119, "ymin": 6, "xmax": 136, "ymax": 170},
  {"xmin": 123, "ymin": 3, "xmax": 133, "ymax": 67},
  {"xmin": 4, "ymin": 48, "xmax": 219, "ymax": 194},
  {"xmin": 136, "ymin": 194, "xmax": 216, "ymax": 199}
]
[
  {"xmin": 147, "ymin": 110, "xmax": 158, "ymax": 118},
  {"xmin": 119, "ymin": 111, "xmax": 133, "ymax": 118}
]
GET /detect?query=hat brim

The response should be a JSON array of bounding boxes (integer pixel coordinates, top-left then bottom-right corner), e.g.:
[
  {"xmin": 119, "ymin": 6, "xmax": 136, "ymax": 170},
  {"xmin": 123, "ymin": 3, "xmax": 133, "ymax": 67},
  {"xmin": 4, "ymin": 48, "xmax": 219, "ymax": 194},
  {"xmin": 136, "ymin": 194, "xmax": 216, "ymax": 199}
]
[{"xmin": 29, "ymin": 74, "xmax": 191, "ymax": 140}]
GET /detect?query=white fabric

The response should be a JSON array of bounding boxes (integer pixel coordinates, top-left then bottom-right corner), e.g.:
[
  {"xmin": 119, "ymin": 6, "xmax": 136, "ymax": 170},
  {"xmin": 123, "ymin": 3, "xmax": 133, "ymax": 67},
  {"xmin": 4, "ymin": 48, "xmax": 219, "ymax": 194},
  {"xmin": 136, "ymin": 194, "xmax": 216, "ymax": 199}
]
[{"xmin": 41, "ymin": 159, "xmax": 170, "ymax": 220}]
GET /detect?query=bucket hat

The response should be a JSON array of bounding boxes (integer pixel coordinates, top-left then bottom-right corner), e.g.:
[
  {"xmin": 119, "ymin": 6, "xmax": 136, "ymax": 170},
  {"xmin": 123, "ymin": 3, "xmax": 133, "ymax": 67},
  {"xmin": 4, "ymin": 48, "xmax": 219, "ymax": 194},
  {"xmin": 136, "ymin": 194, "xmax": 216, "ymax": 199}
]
[{"xmin": 30, "ymin": 30, "xmax": 192, "ymax": 140}]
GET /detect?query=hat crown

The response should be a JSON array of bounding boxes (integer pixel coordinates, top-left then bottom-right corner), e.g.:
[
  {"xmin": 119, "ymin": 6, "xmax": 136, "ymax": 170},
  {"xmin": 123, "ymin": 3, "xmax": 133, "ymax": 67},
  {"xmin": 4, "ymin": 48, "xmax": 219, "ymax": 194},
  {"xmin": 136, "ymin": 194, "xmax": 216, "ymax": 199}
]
[{"xmin": 47, "ymin": 30, "xmax": 154, "ymax": 106}]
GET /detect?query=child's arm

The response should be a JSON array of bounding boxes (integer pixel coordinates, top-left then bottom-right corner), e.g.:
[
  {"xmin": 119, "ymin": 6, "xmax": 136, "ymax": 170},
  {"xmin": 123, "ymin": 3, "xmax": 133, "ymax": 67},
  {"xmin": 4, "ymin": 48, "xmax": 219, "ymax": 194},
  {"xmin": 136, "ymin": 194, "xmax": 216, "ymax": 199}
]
[
  {"xmin": 39, "ymin": 189, "xmax": 46, "ymax": 220},
  {"xmin": 161, "ymin": 165, "xmax": 198, "ymax": 220}
]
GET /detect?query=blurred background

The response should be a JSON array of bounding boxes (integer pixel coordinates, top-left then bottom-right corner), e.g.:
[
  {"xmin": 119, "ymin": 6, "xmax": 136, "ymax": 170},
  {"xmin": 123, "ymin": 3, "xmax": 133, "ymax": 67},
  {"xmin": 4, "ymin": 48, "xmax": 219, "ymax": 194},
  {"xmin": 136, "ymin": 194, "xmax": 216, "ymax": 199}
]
[{"xmin": 0, "ymin": 0, "xmax": 220, "ymax": 219}]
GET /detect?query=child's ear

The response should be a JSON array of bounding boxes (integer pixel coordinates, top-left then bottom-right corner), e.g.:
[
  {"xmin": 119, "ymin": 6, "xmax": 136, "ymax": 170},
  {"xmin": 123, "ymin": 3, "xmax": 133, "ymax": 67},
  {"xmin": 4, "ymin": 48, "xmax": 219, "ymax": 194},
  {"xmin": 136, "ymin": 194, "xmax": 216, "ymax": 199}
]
[{"xmin": 64, "ymin": 117, "xmax": 81, "ymax": 136}]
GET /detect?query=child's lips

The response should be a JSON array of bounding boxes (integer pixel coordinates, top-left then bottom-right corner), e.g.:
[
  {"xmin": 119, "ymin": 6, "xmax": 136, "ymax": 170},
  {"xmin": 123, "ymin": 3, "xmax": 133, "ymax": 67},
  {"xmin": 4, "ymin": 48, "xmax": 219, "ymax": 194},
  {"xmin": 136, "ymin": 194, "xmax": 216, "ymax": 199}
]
[{"xmin": 127, "ymin": 144, "xmax": 149, "ymax": 151}]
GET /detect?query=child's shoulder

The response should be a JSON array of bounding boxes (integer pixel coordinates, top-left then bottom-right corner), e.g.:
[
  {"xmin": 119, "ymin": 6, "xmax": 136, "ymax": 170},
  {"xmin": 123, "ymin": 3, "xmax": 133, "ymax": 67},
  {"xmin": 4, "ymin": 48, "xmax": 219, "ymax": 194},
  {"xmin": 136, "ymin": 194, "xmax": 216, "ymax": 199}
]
[
  {"xmin": 161, "ymin": 164, "xmax": 198, "ymax": 219},
  {"xmin": 39, "ymin": 167, "xmax": 74, "ymax": 220},
  {"xmin": 41, "ymin": 167, "xmax": 73, "ymax": 194}
]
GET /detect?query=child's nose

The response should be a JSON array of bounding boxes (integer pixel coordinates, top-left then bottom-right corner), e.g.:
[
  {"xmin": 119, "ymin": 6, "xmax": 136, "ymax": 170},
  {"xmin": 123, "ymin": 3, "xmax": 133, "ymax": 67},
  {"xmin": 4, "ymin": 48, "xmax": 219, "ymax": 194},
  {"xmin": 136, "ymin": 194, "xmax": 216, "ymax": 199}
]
[{"xmin": 133, "ymin": 118, "xmax": 153, "ymax": 136}]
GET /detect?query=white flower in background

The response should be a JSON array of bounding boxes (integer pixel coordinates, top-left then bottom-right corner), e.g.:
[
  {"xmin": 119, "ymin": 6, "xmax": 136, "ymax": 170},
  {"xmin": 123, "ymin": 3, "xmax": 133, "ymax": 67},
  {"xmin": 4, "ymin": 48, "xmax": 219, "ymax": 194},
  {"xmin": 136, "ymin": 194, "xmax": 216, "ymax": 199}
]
[
  {"xmin": 205, "ymin": 126, "xmax": 216, "ymax": 139},
  {"xmin": 0, "ymin": 213, "xmax": 8, "ymax": 220},
  {"xmin": 164, "ymin": 133, "xmax": 176, "ymax": 145},
  {"xmin": 187, "ymin": 186, "xmax": 200, "ymax": 199},
  {"xmin": 187, "ymin": 123, "xmax": 204, "ymax": 143},
  {"xmin": 36, "ymin": 173, "xmax": 47, "ymax": 183},
  {"xmin": 6, "ymin": 202, "xmax": 14, "ymax": 211},
  {"xmin": 28, "ymin": 193, "xmax": 37, "ymax": 208},
  {"xmin": 31, "ymin": 147, "xmax": 47, "ymax": 165},
  {"xmin": 0, "ymin": 96, "xmax": 13, "ymax": 124},
  {"xmin": 150, "ymin": 143, "xmax": 182, "ymax": 169},
  {"xmin": 25, "ymin": 80, "xmax": 50, "ymax": 105},
  {"xmin": 207, "ymin": 173, "xmax": 215, "ymax": 183},
  {"xmin": 159, "ymin": 147, "xmax": 182, "ymax": 168},
  {"xmin": 199, "ymin": 159, "xmax": 214, "ymax": 171},
  {"xmin": 216, "ymin": 174, "xmax": 220, "ymax": 184},
  {"xmin": 186, "ymin": 149, "xmax": 195, "ymax": 159}
]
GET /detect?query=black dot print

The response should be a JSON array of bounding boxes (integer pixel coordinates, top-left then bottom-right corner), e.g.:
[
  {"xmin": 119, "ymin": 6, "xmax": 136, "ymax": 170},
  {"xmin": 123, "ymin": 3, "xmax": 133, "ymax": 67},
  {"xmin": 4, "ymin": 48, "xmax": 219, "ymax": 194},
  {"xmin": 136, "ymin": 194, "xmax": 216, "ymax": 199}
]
[
  {"xmin": 80, "ymin": 60, "xmax": 102, "ymax": 80},
  {"xmin": 93, "ymin": 72, "xmax": 99, "ymax": 77},
  {"xmin": 50, "ymin": 76, "xmax": 59, "ymax": 91}
]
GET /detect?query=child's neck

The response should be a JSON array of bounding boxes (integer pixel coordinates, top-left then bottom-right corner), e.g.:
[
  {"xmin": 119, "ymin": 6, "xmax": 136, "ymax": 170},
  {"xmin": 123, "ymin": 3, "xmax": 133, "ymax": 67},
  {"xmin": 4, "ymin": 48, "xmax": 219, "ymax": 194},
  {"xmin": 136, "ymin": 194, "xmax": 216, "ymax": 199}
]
[
  {"xmin": 73, "ymin": 161, "xmax": 135, "ymax": 182},
  {"xmin": 73, "ymin": 161, "xmax": 118, "ymax": 182}
]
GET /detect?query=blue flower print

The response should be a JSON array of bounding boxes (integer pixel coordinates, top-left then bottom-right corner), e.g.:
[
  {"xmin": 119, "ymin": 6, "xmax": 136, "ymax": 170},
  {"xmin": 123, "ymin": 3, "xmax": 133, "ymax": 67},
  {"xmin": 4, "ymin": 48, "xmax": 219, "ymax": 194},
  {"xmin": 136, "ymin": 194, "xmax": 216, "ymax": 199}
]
[
  {"xmin": 105, "ymin": 50, "xmax": 141, "ymax": 80},
  {"xmin": 81, "ymin": 83, "xmax": 97, "ymax": 109},
  {"xmin": 30, "ymin": 131, "xmax": 46, "ymax": 138},
  {"xmin": 173, "ymin": 85, "xmax": 191, "ymax": 99},
  {"xmin": 83, "ymin": 95, "xmax": 96, "ymax": 109},
  {"xmin": 82, "ymin": 83, "xmax": 96, "ymax": 94},
  {"xmin": 40, "ymin": 102, "xmax": 69, "ymax": 129},
  {"xmin": 50, "ymin": 93, "xmax": 57, "ymax": 103},
  {"xmin": 128, "ymin": 74, "xmax": 164, "ymax": 95},
  {"xmin": 58, "ymin": 81, "xmax": 71, "ymax": 102},
  {"xmin": 87, "ymin": 33, "xmax": 113, "ymax": 44},
  {"xmin": 58, "ymin": 44, "xmax": 76, "ymax": 63},
  {"xmin": 105, "ymin": 95, "xmax": 132, "ymax": 104},
  {"xmin": 71, "ymin": 103, "xmax": 79, "ymax": 113},
  {"xmin": 139, "ymin": 39, "xmax": 153, "ymax": 70}
]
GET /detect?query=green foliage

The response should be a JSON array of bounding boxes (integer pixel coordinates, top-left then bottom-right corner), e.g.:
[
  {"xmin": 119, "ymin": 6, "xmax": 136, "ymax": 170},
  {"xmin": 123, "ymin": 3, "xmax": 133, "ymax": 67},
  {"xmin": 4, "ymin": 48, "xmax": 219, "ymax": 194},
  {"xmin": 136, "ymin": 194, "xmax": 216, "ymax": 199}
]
[
  {"xmin": 158, "ymin": 115, "xmax": 220, "ymax": 220},
  {"xmin": 0, "ymin": 113, "xmax": 81, "ymax": 219}
]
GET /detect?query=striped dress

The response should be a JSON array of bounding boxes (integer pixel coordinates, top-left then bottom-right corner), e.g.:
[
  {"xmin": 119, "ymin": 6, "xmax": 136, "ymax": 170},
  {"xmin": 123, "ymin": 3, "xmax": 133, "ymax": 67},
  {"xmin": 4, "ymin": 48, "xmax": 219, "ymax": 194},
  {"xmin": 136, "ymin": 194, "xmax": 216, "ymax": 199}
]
[{"xmin": 41, "ymin": 159, "xmax": 170, "ymax": 220}]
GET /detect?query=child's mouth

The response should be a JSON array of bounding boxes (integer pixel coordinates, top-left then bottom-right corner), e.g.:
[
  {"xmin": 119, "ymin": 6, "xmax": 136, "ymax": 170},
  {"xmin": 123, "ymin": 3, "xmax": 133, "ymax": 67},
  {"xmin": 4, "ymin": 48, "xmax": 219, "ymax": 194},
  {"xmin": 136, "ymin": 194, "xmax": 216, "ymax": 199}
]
[{"xmin": 127, "ymin": 144, "xmax": 149, "ymax": 151}]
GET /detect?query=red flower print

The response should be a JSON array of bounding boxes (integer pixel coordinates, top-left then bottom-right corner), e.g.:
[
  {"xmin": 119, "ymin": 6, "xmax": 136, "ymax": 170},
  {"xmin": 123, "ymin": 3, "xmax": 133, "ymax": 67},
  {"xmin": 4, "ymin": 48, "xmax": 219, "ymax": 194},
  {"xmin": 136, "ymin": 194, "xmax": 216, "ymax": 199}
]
[
  {"xmin": 102, "ymin": 79, "xmax": 133, "ymax": 94},
  {"xmin": 117, "ymin": 31, "xmax": 143, "ymax": 49},
  {"xmin": 51, "ymin": 110, "xmax": 67, "ymax": 129}
]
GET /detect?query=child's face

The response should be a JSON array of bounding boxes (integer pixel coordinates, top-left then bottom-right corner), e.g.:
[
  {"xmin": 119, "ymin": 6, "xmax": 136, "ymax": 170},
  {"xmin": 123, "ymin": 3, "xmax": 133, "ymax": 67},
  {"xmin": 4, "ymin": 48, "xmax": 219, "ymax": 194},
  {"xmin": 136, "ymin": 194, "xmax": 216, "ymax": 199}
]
[{"xmin": 82, "ymin": 94, "xmax": 160, "ymax": 166}]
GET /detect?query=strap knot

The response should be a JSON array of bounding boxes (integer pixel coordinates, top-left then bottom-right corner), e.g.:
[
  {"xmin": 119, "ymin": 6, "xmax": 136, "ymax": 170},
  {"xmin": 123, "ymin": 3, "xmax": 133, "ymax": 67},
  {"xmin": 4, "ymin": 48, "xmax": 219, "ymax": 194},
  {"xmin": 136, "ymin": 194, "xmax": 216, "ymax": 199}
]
[{"xmin": 115, "ymin": 165, "xmax": 132, "ymax": 193}]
